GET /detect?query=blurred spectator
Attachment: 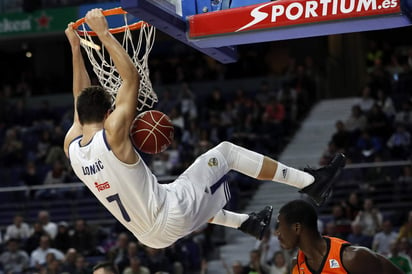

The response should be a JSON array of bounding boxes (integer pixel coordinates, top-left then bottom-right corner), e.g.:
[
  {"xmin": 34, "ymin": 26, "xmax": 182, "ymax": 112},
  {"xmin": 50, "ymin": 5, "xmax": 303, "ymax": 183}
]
[
  {"xmin": 398, "ymin": 237, "xmax": 412, "ymax": 262},
  {"xmin": 179, "ymin": 83, "xmax": 198, "ymax": 125},
  {"xmin": 366, "ymin": 40, "xmax": 383, "ymax": 68},
  {"xmin": 372, "ymin": 219, "xmax": 399, "ymax": 257},
  {"xmin": 165, "ymin": 140, "xmax": 182, "ymax": 175},
  {"xmin": 37, "ymin": 210, "xmax": 58, "ymax": 239},
  {"xmin": 25, "ymin": 222, "xmax": 47, "ymax": 254},
  {"xmin": 366, "ymin": 103, "xmax": 391, "ymax": 139},
  {"xmin": 363, "ymin": 154, "xmax": 392, "ymax": 192},
  {"xmin": 355, "ymin": 130, "xmax": 383, "ymax": 162},
  {"xmin": 107, "ymin": 233, "xmax": 130, "ymax": 273},
  {"xmin": 144, "ymin": 246, "xmax": 173, "ymax": 274},
  {"xmin": 368, "ymin": 58, "xmax": 392, "ymax": 94},
  {"xmin": 224, "ymin": 260, "xmax": 244, "ymax": 274},
  {"xmin": 337, "ymin": 156, "xmax": 363, "ymax": 184},
  {"xmin": 35, "ymin": 160, "xmax": 69, "ymax": 199},
  {"xmin": 61, "ymin": 248, "xmax": 78, "ymax": 274},
  {"xmin": 330, "ymin": 120, "xmax": 351, "ymax": 152},
  {"xmin": 0, "ymin": 238, "xmax": 30, "ymax": 274},
  {"xmin": 92, "ymin": 261, "xmax": 120, "ymax": 274},
  {"xmin": 114, "ymin": 241, "xmax": 140, "ymax": 274},
  {"xmin": 35, "ymin": 100, "xmax": 55, "ymax": 126},
  {"xmin": 387, "ymin": 54, "xmax": 405, "ymax": 81},
  {"xmin": 151, "ymin": 153, "xmax": 169, "ymax": 176},
  {"xmin": 347, "ymin": 222, "xmax": 373, "ymax": 248},
  {"xmin": 386, "ymin": 123, "xmax": 411, "ymax": 160},
  {"xmin": 74, "ymin": 254, "xmax": 92, "ymax": 274},
  {"xmin": 122, "ymin": 256, "xmax": 150, "ymax": 274},
  {"xmin": 329, "ymin": 204, "xmax": 352, "ymax": 239},
  {"xmin": 70, "ymin": 219, "xmax": 96, "ymax": 257},
  {"xmin": 7, "ymin": 99, "xmax": 32, "ymax": 127},
  {"xmin": 36, "ymin": 130, "xmax": 52, "ymax": 163},
  {"xmin": 20, "ymin": 161, "xmax": 43, "ymax": 198},
  {"xmin": 396, "ymin": 166, "xmax": 412, "ymax": 200},
  {"xmin": 345, "ymin": 104, "xmax": 367, "ymax": 141},
  {"xmin": 39, "ymin": 252, "xmax": 62, "ymax": 274},
  {"xmin": 324, "ymin": 221, "xmax": 338, "ymax": 238},
  {"xmin": 0, "ymin": 127, "xmax": 23, "ymax": 167},
  {"xmin": 54, "ymin": 221, "xmax": 71, "ymax": 253},
  {"xmin": 219, "ymin": 102, "xmax": 236, "ymax": 140},
  {"xmin": 157, "ymin": 88, "xmax": 178, "ymax": 115},
  {"xmin": 398, "ymin": 210, "xmax": 412, "ymax": 243},
  {"xmin": 254, "ymin": 228, "xmax": 281, "ymax": 265},
  {"xmin": 389, "ymin": 241, "xmax": 412, "ymax": 274},
  {"xmin": 169, "ymin": 107, "xmax": 184, "ymax": 140},
  {"xmin": 30, "ymin": 235, "xmax": 64, "ymax": 269},
  {"xmin": 124, "ymin": 242, "xmax": 144, "ymax": 268},
  {"xmin": 255, "ymin": 81, "xmax": 276, "ymax": 107},
  {"xmin": 4, "ymin": 214, "xmax": 31, "ymax": 242},
  {"xmin": 206, "ymin": 88, "xmax": 226, "ymax": 119},
  {"xmin": 357, "ymin": 86, "xmax": 375, "ymax": 113},
  {"xmin": 342, "ymin": 192, "xmax": 362, "ymax": 221},
  {"xmin": 353, "ymin": 198, "xmax": 383, "ymax": 237},
  {"xmin": 394, "ymin": 100, "xmax": 412, "ymax": 132},
  {"xmin": 289, "ymin": 64, "xmax": 314, "ymax": 116},
  {"xmin": 376, "ymin": 89, "xmax": 396, "ymax": 119},
  {"xmin": 263, "ymin": 95, "xmax": 285, "ymax": 125},
  {"xmin": 45, "ymin": 126, "xmax": 67, "ymax": 166},
  {"xmin": 260, "ymin": 250, "xmax": 288, "ymax": 274},
  {"xmin": 172, "ymin": 236, "xmax": 201, "ymax": 273},
  {"xmin": 319, "ymin": 141, "xmax": 339, "ymax": 166},
  {"xmin": 242, "ymin": 249, "xmax": 264, "ymax": 274},
  {"xmin": 257, "ymin": 110, "xmax": 284, "ymax": 154}
]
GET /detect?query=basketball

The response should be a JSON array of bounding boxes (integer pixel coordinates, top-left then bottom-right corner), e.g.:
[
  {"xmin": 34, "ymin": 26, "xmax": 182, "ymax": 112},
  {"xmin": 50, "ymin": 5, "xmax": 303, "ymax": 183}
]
[{"xmin": 130, "ymin": 110, "xmax": 174, "ymax": 154}]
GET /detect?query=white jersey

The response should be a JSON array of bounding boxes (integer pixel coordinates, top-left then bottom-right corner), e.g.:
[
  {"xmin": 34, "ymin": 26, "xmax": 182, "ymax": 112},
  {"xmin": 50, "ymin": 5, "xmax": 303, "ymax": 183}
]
[{"xmin": 68, "ymin": 129, "xmax": 231, "ymax": 248}]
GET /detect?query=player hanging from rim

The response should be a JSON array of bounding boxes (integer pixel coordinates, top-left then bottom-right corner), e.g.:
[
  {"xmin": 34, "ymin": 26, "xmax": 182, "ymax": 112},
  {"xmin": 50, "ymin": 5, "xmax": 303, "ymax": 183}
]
[
  {"xmin": 64, "ymin": 8, "xmax": 346, "ymax": 249},
  {"xmin": 276, "ymin": 199, "xmax": 403, "ymax": 274}
]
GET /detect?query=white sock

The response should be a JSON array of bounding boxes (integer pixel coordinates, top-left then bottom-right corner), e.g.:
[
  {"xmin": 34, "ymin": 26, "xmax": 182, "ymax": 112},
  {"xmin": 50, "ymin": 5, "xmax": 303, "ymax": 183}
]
[
  {"xmin": 210, "ymin": 209, "xmax": 249, "ymax": 229},
  {"xmin": 273, "ymin": 162, "xmax": 314, "ymax": 189}
]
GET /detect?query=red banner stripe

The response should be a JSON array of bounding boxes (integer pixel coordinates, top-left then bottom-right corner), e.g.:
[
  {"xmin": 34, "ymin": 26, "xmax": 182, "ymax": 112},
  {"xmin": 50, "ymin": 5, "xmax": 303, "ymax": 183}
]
[{"xmin": 188, "ymin": 0, "xmax": 402, "ymax": 38}]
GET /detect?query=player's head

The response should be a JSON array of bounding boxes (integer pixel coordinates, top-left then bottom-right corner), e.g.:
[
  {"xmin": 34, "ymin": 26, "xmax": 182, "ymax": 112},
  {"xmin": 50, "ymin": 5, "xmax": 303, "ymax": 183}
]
[
  {"xmin": 279, "ymin": 199, "xmax": 318, "ymax": 230},
  {"xmin": 93, "ymin": 261, "xmax": 119, "ymax": 274},
  {"xmin": 77, "ymin": 86, "xmax": 112, "ymax": 125},
  {"xmin": 276, "ymin": 199, "xmax": 319, "ymax": 249}
]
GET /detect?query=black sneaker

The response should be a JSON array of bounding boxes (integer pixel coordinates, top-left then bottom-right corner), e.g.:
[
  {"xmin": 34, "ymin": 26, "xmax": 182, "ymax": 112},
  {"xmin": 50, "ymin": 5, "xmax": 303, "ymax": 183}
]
[
  {"xmin": 299, "ymin": 153, "xmax": 346, "ymax": 206},
  {"xmin": 238, "ymin": 206, "xmax": 273, "ymax": 240}
]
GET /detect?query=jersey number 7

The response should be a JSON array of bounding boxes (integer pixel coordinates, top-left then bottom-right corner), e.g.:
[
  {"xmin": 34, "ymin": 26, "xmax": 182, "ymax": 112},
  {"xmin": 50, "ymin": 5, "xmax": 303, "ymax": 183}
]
[{"xmin": 106, "ymin": 193, "xmax": 131, "ymax": 222}]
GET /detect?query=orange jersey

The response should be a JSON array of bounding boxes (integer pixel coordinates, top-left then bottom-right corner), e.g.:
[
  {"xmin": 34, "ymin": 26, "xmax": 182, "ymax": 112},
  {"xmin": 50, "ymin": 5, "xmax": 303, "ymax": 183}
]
[{"xmin": 292, "ymin": 236, "xmax": 351, "ymax": 274}]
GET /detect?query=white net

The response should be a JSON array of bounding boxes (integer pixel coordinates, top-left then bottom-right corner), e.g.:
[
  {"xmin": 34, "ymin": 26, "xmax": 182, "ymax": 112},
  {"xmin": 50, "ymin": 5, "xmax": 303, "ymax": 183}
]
[{"xmin": 77, "ymin": 13, "xmax": 157, "ymax": 111}]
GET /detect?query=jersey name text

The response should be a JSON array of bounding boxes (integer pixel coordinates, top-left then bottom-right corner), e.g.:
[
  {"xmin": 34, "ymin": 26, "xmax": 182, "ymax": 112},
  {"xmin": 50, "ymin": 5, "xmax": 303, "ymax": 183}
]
[{"xmin": 82, "ymin": 160, "xmax": 104, "ymax": 175}]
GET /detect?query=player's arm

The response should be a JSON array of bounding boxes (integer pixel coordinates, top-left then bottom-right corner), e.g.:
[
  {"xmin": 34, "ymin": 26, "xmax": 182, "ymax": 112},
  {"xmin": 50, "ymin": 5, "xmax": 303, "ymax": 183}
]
[
  {"xmin": 85, "ymin": 9, "xmax": 139, "ymax": 162},
  {"xmin": 291, "ymin": 258, "xmax": 299, "ymax": 274},
  {"xmin": 63, "ymin": 22, "xmax": 91, "ymax": 157},
  {"xmin": 342, "ymin": 246, "xmax": 403, "ymax": 274}
]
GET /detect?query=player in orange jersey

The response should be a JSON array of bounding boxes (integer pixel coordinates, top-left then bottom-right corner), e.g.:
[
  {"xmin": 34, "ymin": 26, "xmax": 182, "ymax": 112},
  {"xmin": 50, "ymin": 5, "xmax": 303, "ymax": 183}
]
[{"xmin": 276, "ymin": 199, "xmax": 403, "ymax": 274}]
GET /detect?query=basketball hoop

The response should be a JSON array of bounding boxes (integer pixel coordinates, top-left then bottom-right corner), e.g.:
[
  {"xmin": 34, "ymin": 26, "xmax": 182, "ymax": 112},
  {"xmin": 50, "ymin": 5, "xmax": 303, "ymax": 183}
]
[{"xmin": 72, "ymin": 7, "xmax": 157, "ymax": 111}]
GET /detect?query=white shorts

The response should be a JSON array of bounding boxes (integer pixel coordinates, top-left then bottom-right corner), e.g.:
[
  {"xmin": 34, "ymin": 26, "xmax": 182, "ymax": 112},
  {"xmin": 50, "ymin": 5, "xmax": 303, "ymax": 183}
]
[{"xmin": 138, "ymin": 147, "xmax": 231, "ymax": 248}]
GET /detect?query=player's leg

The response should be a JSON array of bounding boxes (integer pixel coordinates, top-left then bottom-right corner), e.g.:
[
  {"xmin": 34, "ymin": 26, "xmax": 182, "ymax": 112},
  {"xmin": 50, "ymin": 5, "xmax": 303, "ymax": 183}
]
[
  {"xmin": 209, "ymin": 207, "xmax": 273, "ymax": 240},
  {"xmin": 214, "ymin": 141, "xmax": 346, "ymax": 206}
]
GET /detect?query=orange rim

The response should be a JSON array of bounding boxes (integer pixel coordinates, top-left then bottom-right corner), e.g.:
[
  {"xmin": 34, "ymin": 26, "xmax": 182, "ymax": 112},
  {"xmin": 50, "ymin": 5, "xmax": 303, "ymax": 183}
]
[{"xmin": 73, "ymin": 7, "xmax": 147, "ymax": 36}]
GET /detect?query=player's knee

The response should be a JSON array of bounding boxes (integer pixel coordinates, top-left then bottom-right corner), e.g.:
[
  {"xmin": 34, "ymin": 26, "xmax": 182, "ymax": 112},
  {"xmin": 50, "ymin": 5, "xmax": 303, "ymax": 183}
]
[{"xmin": 215, "ymin": 141, "xmax": 234, "ymax": 157}]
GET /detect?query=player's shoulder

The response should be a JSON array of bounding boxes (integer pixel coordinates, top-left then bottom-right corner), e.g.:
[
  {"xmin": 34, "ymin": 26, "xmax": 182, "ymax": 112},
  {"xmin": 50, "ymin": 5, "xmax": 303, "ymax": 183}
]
[
  {"xmin": 342, "ymin": 245, "xmax": 382, "ymax": 272},
  {"xmin": 342, "ymin": 245, "xmax": 372, "ymax": 259}
]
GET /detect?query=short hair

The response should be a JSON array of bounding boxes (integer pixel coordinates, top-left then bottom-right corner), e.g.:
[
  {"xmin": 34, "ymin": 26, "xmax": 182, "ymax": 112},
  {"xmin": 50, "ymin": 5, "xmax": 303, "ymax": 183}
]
[
  {"xmin": 92, "ymin": 261, "xmax": 119, "ymax": 274},
  {"xmin": 77, "ymin": 86, "xmax": 112, "ymax": 125},
  {"xmin": 279, "ymin": 199, "xmax": 318, "ymax": 232}
]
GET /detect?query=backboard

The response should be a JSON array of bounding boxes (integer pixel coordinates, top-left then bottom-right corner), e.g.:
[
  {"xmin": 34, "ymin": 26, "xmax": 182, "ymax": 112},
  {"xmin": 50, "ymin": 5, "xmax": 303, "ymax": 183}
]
[
  {"xmin": 120, "ymin": 0, "xmax": 239, "ymax": 64},
  {"xmin": 121, "ymin": 0, "xmax": 412, "ymax": 64}
]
